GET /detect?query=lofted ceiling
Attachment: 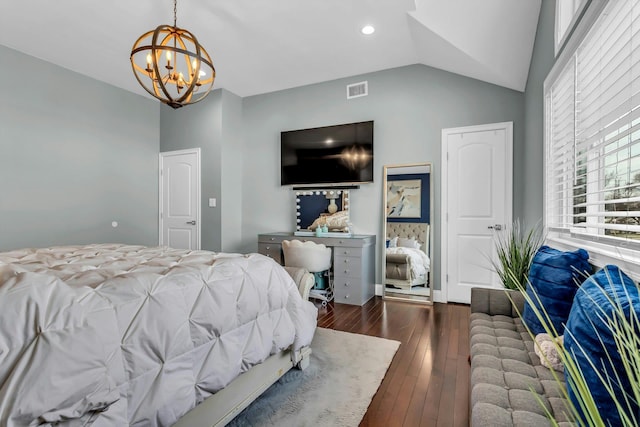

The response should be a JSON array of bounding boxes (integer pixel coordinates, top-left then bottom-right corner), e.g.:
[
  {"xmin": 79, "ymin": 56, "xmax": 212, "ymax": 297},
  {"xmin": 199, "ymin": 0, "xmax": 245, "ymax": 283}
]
[{"xmin": 0, "ymin": 0, "xmax": 541, "ymax": 99}]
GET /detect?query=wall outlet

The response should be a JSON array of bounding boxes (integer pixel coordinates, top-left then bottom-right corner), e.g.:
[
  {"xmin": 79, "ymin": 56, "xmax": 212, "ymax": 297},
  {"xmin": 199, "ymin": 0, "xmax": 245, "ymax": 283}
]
[{"xmin": 208, "ymin": 198, "xmax": 216, "ymax": 208}]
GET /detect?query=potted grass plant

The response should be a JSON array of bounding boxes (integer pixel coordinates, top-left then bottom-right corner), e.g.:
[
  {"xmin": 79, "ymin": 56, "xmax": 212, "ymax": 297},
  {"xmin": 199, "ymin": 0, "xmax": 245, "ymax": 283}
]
[
  {"xmin": 506, "ymin": 267, "xmax": 640, "ymax": 426},
  {"xmin": 491, "ymin": 219, "xmax": 544, "ymax": 290}
]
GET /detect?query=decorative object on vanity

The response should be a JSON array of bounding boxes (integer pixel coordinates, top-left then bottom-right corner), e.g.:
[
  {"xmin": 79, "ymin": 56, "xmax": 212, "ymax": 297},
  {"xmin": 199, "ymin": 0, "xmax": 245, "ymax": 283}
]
[
  {"xmin": 130, "ymin": 0, "xmax": 215, "ymax": 109},
  {"xmin": 258, "ymin": 233, "xmax": 376, "ymax": 306},
  {"xmin": 281, "ymin": 121, "xmax": 374, "ymax": 186},
  {"xmin": 295, "ymin": 189, "xmax": 352, "ymax": 236},
  {"xmin": 382, "ymin": 163, "xmax": 434, "ymax": 305},
  {"xmin": 228, "ymin": 328, "xmax": 400, "ymax": 427}
]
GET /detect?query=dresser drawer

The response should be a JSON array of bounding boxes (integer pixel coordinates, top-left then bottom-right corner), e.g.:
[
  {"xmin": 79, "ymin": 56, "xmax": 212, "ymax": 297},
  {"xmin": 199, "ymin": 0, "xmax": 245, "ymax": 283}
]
[
  {"xmin": 258, "ymin": 243, "xmax": 283, "ymax": 265},
  {"xmin": 258, "ymin": 234, "xmax": 286, "ymax": 244},
  {"xmin": 333, "ymin": 247, "xmax": 362, "ymax": 258},
  {"xmin": 333, "ymin": 290, "xmax": 359, "ymax": 305},
  {"xmin": 333, "ymin": 256, "xmax": 362, "ymax": 279},
  {"xmin": 333, "ymin": 279, "xmax": 360, "ymax": 305}
]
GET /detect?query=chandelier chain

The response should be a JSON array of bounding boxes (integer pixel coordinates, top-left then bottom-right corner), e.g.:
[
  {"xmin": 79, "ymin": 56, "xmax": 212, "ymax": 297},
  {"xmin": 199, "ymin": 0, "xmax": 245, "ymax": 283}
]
[{"xmin": 173, "ymin": 0, "xmax": 177, "ymax": 28}]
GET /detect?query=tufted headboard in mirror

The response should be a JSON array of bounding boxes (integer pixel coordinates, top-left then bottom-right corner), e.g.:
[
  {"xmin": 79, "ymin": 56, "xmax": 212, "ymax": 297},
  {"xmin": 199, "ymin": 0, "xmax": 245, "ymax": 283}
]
[{"xmin": 386, "ymin": 222, "xmax": 430, "ymax": 255}]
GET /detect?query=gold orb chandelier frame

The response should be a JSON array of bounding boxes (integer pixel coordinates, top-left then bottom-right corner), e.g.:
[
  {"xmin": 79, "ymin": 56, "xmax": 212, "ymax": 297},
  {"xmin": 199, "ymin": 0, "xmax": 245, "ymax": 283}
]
[{"xmin": 130, "ymin": 0, "xmax": 215, "ymax": 109}]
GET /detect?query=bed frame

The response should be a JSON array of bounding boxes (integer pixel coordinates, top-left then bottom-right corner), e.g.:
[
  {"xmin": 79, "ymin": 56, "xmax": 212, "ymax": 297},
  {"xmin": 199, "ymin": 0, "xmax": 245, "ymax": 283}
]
[
  {"xmin": 385, "ymin": 222, "xmax": 430, "ymax": 290},
  {"xmin": 174, "ymin": 266, "xmax": 315, "ymax": 426},
  {"xmin": 174, "ymin": 346, "xmax": 311, "ymax": 426}
]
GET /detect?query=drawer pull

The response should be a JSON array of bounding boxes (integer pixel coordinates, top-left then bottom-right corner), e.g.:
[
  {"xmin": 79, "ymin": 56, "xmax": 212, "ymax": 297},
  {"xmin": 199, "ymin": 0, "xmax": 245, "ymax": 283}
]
[
  {"xmin": 344, "ymin": 282, "xmax": 350, "ymax": 287},
  {"xmin": 344, "ymin": 294, "xmax": 349, "ymax": 299},
  {"xmin": 266, "ymin": 246, "xmax": 270, "ymax": 250},
  {"xmin": 270, "ymin": 237, "xmax": 275, "ymax": 241},
  {"xmin": 344, "ymin": 270, "xmax": 349, "ymax": 274},
  {"xmin": 343, "ymin": 259, "xmax": 349, "ymax": 263}
]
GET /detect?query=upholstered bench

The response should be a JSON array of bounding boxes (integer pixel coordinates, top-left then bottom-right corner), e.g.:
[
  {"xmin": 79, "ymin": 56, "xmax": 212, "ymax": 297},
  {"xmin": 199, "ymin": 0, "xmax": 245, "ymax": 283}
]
[{"xmin": 469, "ymin": 288, "xmax": 574, "ymax": 426}]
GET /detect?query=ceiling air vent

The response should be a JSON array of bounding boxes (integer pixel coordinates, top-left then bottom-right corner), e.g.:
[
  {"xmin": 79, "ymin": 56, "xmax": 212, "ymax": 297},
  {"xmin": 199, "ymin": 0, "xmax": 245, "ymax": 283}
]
[{"xmin": 347, "ymin": 81, "xmax": 368, "ymax": 99}]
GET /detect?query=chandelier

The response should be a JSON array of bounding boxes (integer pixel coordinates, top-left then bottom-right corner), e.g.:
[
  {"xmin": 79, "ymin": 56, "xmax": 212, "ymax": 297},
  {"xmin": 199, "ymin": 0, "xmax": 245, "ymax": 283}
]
[{"xmin": 130, "ymin": 0, "xmax": 215, "ymax": 109}]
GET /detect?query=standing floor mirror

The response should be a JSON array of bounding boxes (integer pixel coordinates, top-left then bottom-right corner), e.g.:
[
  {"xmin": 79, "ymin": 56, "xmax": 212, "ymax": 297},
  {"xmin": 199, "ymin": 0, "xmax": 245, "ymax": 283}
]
[{"xmin": 382, "ymin": 163, "xmax": 434, "ymax": 304}]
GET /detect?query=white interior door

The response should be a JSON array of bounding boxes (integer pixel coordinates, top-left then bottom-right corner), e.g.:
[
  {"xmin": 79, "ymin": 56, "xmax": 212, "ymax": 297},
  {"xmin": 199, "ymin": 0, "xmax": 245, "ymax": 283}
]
[
  {"xmin": 442, "ymin": 122, "xmax": 512, "ymax": 304},
  {"xmin": 159, "ymin": 148, "xmax": 201, "ymax": 250}
]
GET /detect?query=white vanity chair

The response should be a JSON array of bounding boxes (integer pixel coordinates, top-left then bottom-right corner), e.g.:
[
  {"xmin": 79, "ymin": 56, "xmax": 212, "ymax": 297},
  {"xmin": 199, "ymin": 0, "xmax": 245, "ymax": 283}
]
[{"xmin": 282, "ymin": 239, "xmax": 333, "ymax": 306}]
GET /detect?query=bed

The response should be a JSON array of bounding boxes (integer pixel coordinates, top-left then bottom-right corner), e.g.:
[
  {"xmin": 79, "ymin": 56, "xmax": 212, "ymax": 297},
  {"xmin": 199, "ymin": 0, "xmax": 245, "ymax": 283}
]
[
  {"xmin": 0, "ymin": 244, "xmax": 317, "ymax": 427},
  {"xmin": 385, "ymin": 223, "xmax": 431, "ymax": 290}
]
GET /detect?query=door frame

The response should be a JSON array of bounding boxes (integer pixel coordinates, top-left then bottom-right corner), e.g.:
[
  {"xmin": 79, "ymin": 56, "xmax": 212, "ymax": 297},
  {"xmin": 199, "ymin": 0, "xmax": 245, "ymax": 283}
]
[
  {"xmin": 158, "ymin": 148, "xmax": 202, "ymax": 249},
  {"xmin": 440, "ymin": 122, "xmax": 513, "ymax": 303}
]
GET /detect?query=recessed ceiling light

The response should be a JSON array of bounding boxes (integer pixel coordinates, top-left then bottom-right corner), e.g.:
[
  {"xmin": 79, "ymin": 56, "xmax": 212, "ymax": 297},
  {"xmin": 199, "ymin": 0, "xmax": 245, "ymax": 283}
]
[{"xmin": 361, "ymin": 25, "xmax": 375, "ymax": 35}]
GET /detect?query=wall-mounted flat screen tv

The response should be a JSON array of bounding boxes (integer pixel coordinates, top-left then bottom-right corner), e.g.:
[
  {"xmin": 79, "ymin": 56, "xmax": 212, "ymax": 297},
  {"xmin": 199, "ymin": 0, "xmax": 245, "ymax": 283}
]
[{"xmin": 281, "ymin": 120, "xmax": 374, "ymax": 186}]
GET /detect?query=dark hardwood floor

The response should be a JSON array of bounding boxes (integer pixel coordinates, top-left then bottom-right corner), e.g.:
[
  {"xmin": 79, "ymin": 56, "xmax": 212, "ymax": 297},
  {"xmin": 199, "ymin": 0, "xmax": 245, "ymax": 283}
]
[{"xmin": 314, "ymin": 296, "xmax": 471, "ymax": 427}]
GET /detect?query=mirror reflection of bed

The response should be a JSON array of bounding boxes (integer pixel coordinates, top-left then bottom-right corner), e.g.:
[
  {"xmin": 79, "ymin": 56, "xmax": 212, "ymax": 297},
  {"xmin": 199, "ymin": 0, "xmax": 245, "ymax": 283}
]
[
  {"xmin": 383, "ymin": 163, "xmax": 433, "ymax": 304},
  {"xmin": 385, "ymin": 222, "xmax": 430, "ymax": 291}
]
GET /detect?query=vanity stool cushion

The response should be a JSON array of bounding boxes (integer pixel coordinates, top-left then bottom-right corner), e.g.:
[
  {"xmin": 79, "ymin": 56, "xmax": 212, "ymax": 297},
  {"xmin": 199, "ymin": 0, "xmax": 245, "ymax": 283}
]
[
  {"xmin": 470, "ymin": 288, "xmax": 574, "ymax": 427},
  {"xmin": 281, "ymin": 240, "xmax": 332, "ymax": 273}
]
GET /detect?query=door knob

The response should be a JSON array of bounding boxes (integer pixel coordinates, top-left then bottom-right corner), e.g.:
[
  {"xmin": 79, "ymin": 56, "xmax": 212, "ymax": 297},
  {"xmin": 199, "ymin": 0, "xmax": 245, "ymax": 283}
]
[
  {"xmin": 186, "ymin": 220, "xmax": 196, "ymax": 225},
  {"xmin": 488, "ymin": 224, "xmax": 502, "ymax": 230}
]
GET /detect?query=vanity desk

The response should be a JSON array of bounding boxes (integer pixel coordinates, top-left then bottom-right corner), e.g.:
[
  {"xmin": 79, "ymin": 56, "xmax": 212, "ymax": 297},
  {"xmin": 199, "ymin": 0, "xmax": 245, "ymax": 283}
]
[{"xmin": 257, "ymin": 232, "xmax": 376, "ymax": 306}]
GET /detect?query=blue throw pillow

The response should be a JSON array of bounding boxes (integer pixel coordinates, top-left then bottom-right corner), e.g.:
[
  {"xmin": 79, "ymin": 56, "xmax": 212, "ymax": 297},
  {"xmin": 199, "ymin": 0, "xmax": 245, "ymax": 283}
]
[
  {"xmin": 521, "ymin": 246, "xmax": 590, "ymax": 335},
  {"xmin": 564, "ymin": 265, "xmax": 639, "ymax": 426}
]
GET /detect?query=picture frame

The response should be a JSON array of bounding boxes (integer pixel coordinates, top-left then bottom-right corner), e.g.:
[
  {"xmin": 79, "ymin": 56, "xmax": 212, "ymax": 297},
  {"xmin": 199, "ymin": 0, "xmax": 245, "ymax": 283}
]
[{"xmin": 387, "ymin": 179, "xmax": 421, "ymax": 218}]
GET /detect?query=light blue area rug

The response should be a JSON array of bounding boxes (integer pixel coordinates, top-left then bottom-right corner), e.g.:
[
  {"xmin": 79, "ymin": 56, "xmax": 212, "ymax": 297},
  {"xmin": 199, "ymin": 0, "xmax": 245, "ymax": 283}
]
[{"xmin": 228, "ymin": 327, "xmax": 400, "ymax": 427}]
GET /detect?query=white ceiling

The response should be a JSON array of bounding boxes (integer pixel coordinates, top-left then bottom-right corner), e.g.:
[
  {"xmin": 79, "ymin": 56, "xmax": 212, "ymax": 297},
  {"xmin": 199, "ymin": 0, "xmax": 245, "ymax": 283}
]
[{"xmin": 0, "ymin": 0, "xmax": 541, "ymax": 99}]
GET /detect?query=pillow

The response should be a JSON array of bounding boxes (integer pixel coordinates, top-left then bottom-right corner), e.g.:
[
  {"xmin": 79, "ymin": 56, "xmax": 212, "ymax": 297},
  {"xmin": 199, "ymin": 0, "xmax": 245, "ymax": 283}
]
[
  {"xmin": 387, "ymin": 237, "xmax": 398, "ymax": 248},
  {"xmin": 564, "ymin": 265, "xmax": 639, "ymax": 426},
  {"xmin": 397, "ymin": 237, "xmax": 418, "ymax": 249},
  {"xmin": 534, "ymin": 333, "xmax": 564, "ymax": 372},
  {"xmin": 521, "ymin": 246, "xmax": 590, "ymax": 335}
]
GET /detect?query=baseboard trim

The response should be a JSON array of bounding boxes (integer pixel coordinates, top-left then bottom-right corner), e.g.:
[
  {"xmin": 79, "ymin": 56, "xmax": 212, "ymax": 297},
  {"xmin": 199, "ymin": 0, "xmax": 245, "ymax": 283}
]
[
  {"xmin": 376, "ymin": 284, "xmax": 446, "ymax": 303},
  {"xmin": 433, "ymin": 290, "xmax": 445, "ymax": 303}
]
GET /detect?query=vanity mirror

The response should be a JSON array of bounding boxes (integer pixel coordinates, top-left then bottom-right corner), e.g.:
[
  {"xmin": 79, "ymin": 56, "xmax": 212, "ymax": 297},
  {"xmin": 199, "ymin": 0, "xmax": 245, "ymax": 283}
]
[
  {"xmin": 382, "ymin": 163, "xmax": 433, "ymax": 304},
  {"xmin": 294, "ymin": 189, "xmax": 351, "ymax": 236}
]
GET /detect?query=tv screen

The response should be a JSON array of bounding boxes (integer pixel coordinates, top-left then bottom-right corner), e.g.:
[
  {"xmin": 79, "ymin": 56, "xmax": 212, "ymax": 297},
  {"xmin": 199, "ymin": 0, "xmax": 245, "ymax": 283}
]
[{"xmin": 281, "ymin": 121, "xmax": 374, "ymax": 186}]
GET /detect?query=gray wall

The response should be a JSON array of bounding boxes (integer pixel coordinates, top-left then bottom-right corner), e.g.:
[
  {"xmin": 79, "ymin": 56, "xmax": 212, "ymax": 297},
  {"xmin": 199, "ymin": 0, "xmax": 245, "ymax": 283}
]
[
  {"xmin": 3, "ymin": 8, "xmax": 556, "ymax": 289},
  {"xmin": 523, "ymin": 0, "xmax": 556, "ymax": 230},
  {"xmin": 0, "ymin": 45, "xmax": 160, "ymax": 251},
  {"xmin": 160, "ymin": 88, "xmax": 243, "ymax": 252},
  {"xmin": 241, "ymin": 64, "xmax": 525, "ymax": 289}
]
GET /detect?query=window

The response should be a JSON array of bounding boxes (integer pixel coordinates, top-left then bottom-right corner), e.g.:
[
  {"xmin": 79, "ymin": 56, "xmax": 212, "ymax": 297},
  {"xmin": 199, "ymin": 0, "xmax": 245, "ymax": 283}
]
[
  {"xmin": 555, "ymin": 0, "xmax": 588, "ymax": 55},
  {"xmin": 545, "ymin": 0, "xmax": 640, "ymax": 267}
]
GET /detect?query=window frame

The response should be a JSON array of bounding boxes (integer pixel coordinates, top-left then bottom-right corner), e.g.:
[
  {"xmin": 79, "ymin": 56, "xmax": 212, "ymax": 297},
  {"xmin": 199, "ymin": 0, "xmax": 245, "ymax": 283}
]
[
  {"xmin": 544, "ymin": 0, "xmax": 640, "ymax": 279},
  {"xmin": 555, "ymin": 0, "xmax": 590, "ymax": 56}
]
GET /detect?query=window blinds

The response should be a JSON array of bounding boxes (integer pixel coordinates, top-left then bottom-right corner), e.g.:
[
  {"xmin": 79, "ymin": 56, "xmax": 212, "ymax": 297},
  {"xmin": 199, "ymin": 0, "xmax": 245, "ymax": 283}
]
[{"xmin": 546, "ymin": 0, "xmax": 640, "ymax": 241}]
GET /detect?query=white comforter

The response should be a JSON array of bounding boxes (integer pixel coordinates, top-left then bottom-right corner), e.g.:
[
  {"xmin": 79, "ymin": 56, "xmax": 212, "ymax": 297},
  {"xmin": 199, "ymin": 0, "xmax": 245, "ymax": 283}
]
[
  {"xmin": 0, "ymin": 244, "xmax": 317, "ymax": 427},
  {"xmin": 385, "ymin": 247, "xmax": 431, "ymax": 279}
]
